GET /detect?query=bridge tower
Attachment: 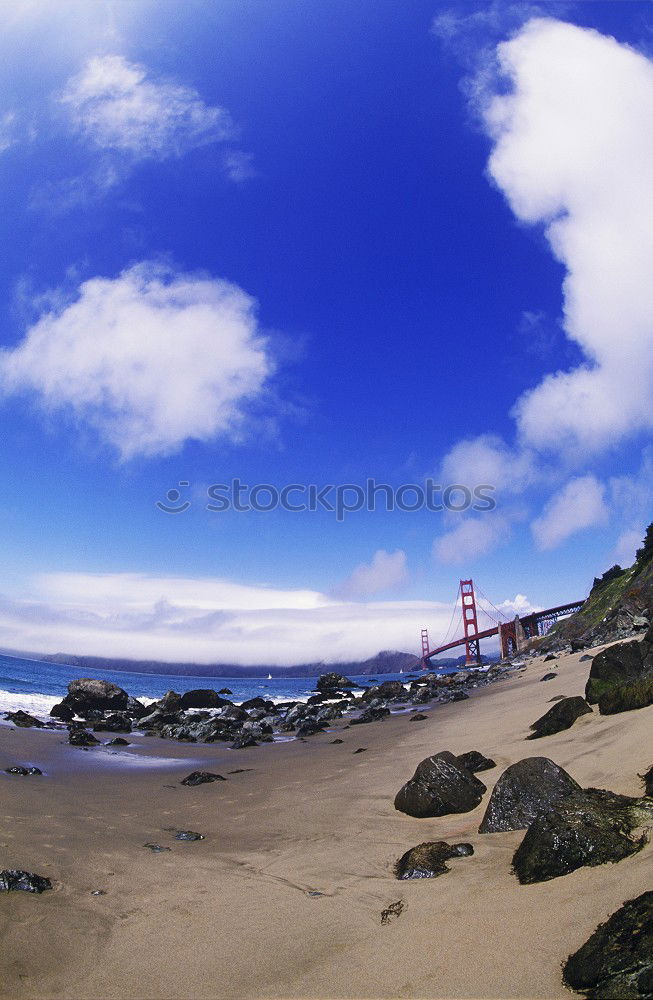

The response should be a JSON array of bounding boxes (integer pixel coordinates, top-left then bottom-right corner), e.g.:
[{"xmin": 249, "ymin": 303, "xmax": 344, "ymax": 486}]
[
  {"xmin": 460, "ymin": 579, "xmax": 482, "ymax": 666},
  {"xmin": 420, "ymin": 628, "xmax": 430, "ymax": 669}
]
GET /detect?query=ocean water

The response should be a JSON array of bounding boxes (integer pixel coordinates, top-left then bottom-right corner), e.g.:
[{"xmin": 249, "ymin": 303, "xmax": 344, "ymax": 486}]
[{"xmin": 0, "ymin": 652, "xmax": 431, "ymax": 721}]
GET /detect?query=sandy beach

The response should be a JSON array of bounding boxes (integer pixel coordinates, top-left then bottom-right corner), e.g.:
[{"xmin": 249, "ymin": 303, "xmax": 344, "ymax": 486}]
[{"xmin": 1, "ymin": 647, "xmax": 651, "ymax": 1000}]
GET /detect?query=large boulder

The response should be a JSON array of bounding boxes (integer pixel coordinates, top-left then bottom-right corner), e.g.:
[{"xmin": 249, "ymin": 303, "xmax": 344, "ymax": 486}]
[
  {"xmin": 586, "ymin": 632, "xmax": 653, "ymax": 714},
  {"xmin": 526, "ymin": 697, "xmax": 593, "ymax": 739},
  {"xmin": 512, "ymin": 787, "xmax": 653, "ymax": 884},
  {"xmin": 65, "ymin": 678, "xmax": 129, "ymax": 714},
  {"xmin": 316, "ymin": 672, "xmax": 357, "ymax": 692},
  {"xmin": 394, "ymin": 751, "xmax": 486, "ymax": 818},
  {"xmin": 563, "ymin": 891, "xmax": 653, "ymax": 999},
  {"xmin": 178, "ymin": 689, "xmax": 231, "ymax": 710},
  {"xmin": 394, "ymin": 841, "xmax": 474, "ymax": 880},
  {"xmin": 479, "ymin": 757, "xmax": 580, "ymax": 834}
]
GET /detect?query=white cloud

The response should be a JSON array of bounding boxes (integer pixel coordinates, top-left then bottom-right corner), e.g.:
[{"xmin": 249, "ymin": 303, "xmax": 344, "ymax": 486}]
[
  {"xmin": 60, "ymin": 54, "xmax": 232, "ymax": 160},
  {"xmin": 433, "ymin": 513, "xmax": 512, "ymax": 565},
  {"xmin": 531, "ymin": 474, "xmax": 608, "ymax": 551},
  {"xmin": 484, "ymin": 19, "xmax": 653, "ymax": 457},
  {"xmin": 0, "ymin": 262, "xmax": 274, "ymax": 459},
  {"xmin": 333, "ymin": 549, "xmax": 408, "ymax": 600},
  {"xmin": 496, "ymin": 593, "xmax": 542, "ymax": 617},
  {"xmin": 440, "ymin": 433, "xmax": 538, "ymax": 494},
  {"xmin": 0, "ymin": 571, "xmax": 461, "ymax": 665},
  {"xmin": 612, "ymin": 529, "xmax": 642, "ymax": 569}
]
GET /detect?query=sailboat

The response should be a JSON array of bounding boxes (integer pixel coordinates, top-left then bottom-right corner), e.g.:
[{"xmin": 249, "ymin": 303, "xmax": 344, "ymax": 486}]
[{"xmin": 267, "ymin": 672, "xmax": 272, "ymax": 679}]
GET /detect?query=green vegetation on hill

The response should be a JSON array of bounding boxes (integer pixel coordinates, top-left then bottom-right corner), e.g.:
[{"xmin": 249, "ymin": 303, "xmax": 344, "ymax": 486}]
[{"xmin": 546, "ymin": 521, "xmax": 653, "ymax": 645}]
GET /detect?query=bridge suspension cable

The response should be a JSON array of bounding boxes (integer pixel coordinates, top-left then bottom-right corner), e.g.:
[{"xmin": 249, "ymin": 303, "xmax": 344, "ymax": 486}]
[
  {"xmin": 435, "ymin": 582, "xmax": 462, "ymax": 651},
  {"xmin": 475, "ymin": 584, "xmax": 511, "ymax": 624}
]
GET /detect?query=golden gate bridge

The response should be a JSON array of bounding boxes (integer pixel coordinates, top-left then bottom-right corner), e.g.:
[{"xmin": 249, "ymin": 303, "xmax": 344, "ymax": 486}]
[{"xmin": 420, "ymin": 579, "xmax": 584, "ymax": 667}]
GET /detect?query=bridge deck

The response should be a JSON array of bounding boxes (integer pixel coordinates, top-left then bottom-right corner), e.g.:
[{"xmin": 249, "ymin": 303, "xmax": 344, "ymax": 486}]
[{"xmin": 425, "ymin": 599, "xmax": 584, "ymax": 660}]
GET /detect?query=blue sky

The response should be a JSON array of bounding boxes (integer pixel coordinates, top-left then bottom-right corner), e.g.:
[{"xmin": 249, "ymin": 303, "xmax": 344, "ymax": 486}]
[{"xmin": 0, "ymin": 1, "xmax": 651, "ymax": 664}]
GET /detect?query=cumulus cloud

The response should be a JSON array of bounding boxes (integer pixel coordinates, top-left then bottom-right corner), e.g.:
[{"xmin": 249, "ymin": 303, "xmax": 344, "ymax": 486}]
[
  {"xmin": 60, "ymin": 54, "xmax": 232, "ymax": 159},
  {"xmin": 433, "ymin": 513, "xmax": 513, "ymax": 564},
  {"xmin": 531, "ymin": 474, "xmax": 608, "ymax": 550},
  {"xmin": 0, "ymin": 571, "xmax": 462, "ymax": 665},
  {"xmin": 437, "ymin": 19, "xmax": 653, "ymax": 560},
  {"xmin": 0, "ymin": 262, "xmax": 273, "ymax": 459},
  {"xmin": 440, "ymin": 433, "xmax": 538, "ymax": 494},
  {"xmin": 486, "ymin": 19, "xmax": 653, "ymax": 456},
  {"xmin": 332, "ymin": 549, "xmax": 408, "ymax": 600}
]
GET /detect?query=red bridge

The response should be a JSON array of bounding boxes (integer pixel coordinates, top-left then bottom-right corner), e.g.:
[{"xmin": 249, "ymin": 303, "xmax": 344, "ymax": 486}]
[{"xmin": 420, "ymin": 579, "xmax": 584, "ymax": 666}]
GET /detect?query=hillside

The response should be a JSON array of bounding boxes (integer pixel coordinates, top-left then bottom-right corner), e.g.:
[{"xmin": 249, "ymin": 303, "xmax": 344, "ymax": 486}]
[
  {"xmin": 0, "ymin": 647, "xmax": 426, "ymax": 679},
  {"xmin": 543, "ymin": 522, "xmax": 653, "ymax": 647}
]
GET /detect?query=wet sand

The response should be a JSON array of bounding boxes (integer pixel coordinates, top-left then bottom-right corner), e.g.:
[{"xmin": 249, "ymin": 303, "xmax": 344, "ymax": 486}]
[{"xmin": 1, "ymin": 647, "xmax": 651, "ymax": 999}]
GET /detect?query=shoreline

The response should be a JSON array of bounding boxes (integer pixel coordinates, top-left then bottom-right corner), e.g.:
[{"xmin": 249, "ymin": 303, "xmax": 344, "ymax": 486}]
[{"xmin": 1, "ymin": 643, "xmax": 651, "ymax": 999}]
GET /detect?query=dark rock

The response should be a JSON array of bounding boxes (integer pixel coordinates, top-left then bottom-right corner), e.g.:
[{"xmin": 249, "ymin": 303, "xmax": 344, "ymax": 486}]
[
  {"xmin": 144, "ymin": 843, "xmax": 170, "ymax": 852},
  {"xmin": 353, "ymin": 747, "xmax": 367, "ymax": 753},
  {"xmin": 479, "ymin": 757, "xmax": 580, "ymax": 833},
  {"xmin": 563, "ymin": 891, "xmax": 653, "ymax": 999},
  {"xmin": 527, "ymin": 697, "xmax": 593, "ymax": 739},
  {"xmin": 544, "ymin": 654, "xmax": 557, "ymax": 662},
  {"xmin": 361, "ymin": 681, "xmax": 405, "ymax": 702},
  {"xmin": 0, "ymin": 869, "xmax": 52, "ymax": 893},
  {"xmin": 450, "ymin": 690, "xmax": 469, "ymax": 702},
  {"xmin": 351, "ymin": 705, "xmax": 390, "ymax": 725},
  {"xmin": 316, "ymin": 672, "xmax": 356, "ymax": 692},
  {"xmin": 218, "ymin": 688, "xmax": 233, "ymax": 696},
  {"xmin": 68, "ymin": 729, "xmax": 100, "ymax": 747},
  {"xmin": 180, "ymin": 770, "xmax": 226, "ymax": 786},
  {"xmin": 641, "ymin": 764, "xmax": 653, "ymax": 797},
  {"xmin": 218, "ymin": 704, "xmax": 249, "ymax": 723},
  {"xmin": 455, "ymin": 751, "xmax": 496, "ymax": 773},
  {"xmin": 50, "ymin": 702, "xmax": 74, "ymax": 722},
  {"xmin": 230, "ymin": 733, "xmax": 259, "ymax": 749},
  {"xmin": 5, "ymin": 765, "xmax": 42, "ymax": 775},
  {"xmin": 540, "ymin": 672, "xmax": 557, "ymax": 682},
  {"xmin": 394, "ymin": 841, "xmax": 474, "ymax": 879},
  {"xmin": 586, "ymin": 636, "xmax": 653, "ymax": 714},
  {"xmin": 579, "ymin": 654, "xmax": 593, "ymax": 662},
  {"xmin": 241, "ymin": 697, "xmax": 273, "ymax": 711},
  {"xmin": 394, "ymin": 751, "xmax": 486, "ymax": 819},
  {"xmin": 548, "ymin": 694, "xmax": 567, "ymax": 701},
  {"xmin": 409, "ymin": 713, "xmax": 428, "ymax": 722},
  {"xmin": 571, "ymin": 639, "xmax": 588, "ymax": 652},
  {"xmin": 125, "ymin": 696, "xmax": 149, "ymax": 719},
  {"xmin": 106, "ymin": 737, "xmax": 130, "ymax": 746},
  {"xmin": 156, "ymin": 690, "xmax": 183, "ymax": 712},
  {"xmin": 175, "ymin": 830, "xmax": 204, "ymax": 841},
  {"xmin": 295, "ymin": 719, "xmax": 326, "ymax": 737},
  {"xmin": 93, "ymin": 713, "xmax": 132, "ymax": 733},
  {"xmin": 330, "ymin": 738, "xmax": 344, "ymax": 744},
  {"xmin": 66, "ymin": 678, "xmax": 129, "ymax": 713},
  {"xmin": 512, "ymin": 787, "xmax": 653, "ymax": 884},
  {"xmin": 4, "ymin": 710, "xmax": 45, "ymax": 728},
  {"xmin": 179, "ymin": 689, "xmax": 230, "ymax": 710}
]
